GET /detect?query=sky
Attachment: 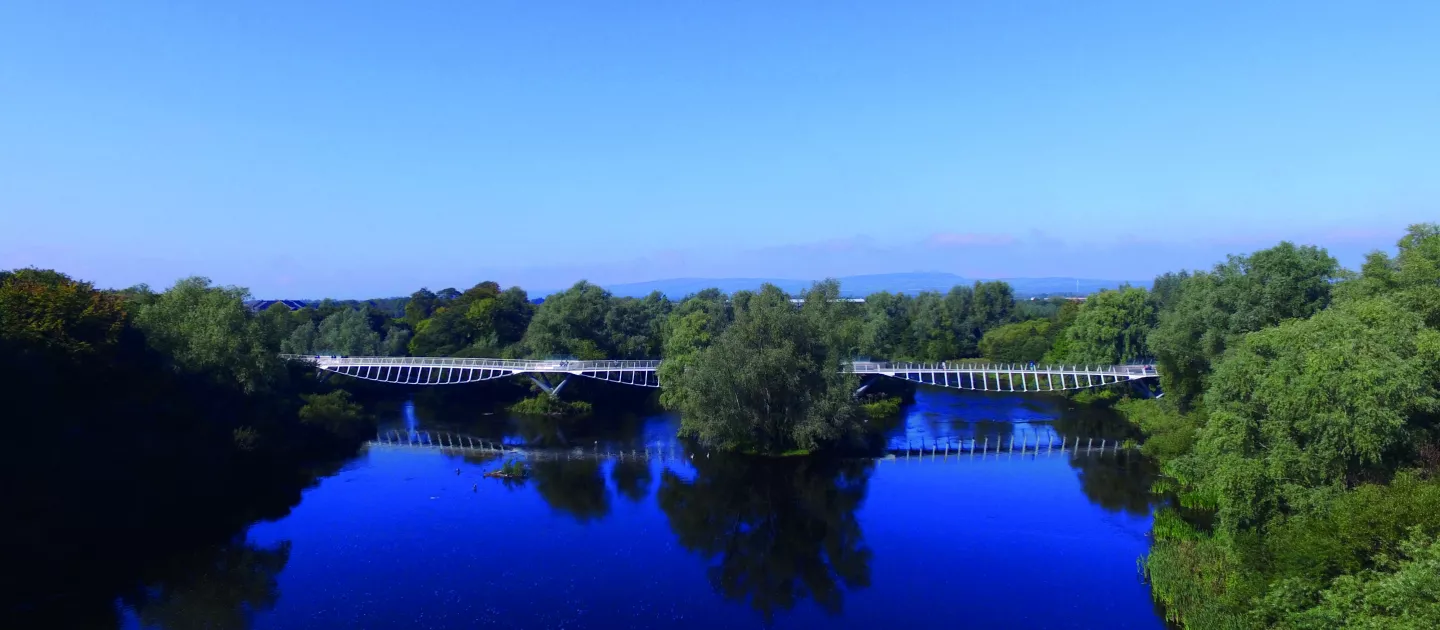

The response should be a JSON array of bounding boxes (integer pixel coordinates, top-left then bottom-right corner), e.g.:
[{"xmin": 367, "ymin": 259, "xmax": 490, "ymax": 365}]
[{"xmin": 2, "ymin": 1, "xmax": 1436, "ymax": 298}]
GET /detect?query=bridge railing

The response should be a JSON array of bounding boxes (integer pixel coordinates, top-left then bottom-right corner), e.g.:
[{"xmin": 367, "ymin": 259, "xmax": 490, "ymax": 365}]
[
  {"xmin": 279, "ymin": 354, "xmax": 662, "ymax": 371},
  {"xmin": 848, "ymin": 361, "xmax": 1156, "ymax": 376},
  {"xmin": 281, "ymin": 354, "xmax": 1159, "ymax": 377}
]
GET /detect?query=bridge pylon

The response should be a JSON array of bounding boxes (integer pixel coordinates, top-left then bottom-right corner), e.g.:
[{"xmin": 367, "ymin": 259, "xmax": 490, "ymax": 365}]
[{"xmin": 528, "ymin": 374, "xmax": 571, "ymax": 398}]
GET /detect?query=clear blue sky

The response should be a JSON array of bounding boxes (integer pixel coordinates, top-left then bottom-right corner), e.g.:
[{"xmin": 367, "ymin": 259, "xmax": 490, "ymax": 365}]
[{"xmin": 2, "ymin": 1, "xmax": 1436, "ymax": 298}]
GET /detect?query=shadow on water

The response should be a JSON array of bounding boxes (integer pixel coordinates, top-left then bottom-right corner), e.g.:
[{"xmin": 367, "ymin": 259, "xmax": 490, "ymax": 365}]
[
  {"xmin": 122, "ymin": 537, "xmax": 291, "ymax": 630},
  {"xmin": 657, "ymin": 453, "xmax": 876, "ymax": 624},
  {"xmin": 2, "ymin": 453, "xmax": 348, "ymax": 630}
]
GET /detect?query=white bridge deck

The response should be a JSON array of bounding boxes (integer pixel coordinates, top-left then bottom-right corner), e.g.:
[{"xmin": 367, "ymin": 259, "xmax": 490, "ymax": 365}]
[{"xmin": 282, "ymin": 355, "xmax": 1157, "ymax": 393}]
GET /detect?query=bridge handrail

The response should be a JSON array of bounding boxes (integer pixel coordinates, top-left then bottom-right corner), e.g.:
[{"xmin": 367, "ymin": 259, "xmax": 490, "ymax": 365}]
[
  {"xmin": 281, "ymin": 354, "xmax": 1157, "ymax": 376},
  {"xmin": 280, "ymin": 354, "xmax": 662, "ymax": 371},
  {"xmin": 848, "ymin": 361, "xmax": 1156, "ymax": 375}
]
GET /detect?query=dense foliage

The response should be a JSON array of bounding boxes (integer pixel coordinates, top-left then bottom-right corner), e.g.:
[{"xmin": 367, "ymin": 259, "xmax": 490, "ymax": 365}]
[
  {"xmin": 663, "ymin": 283, "xmax": 863, "ymax": 454},
  {"xmin": 1098, "ymin": 225, "xmax": 1440, "ymax": 628},
  {"xmin": 0, "ymin": 270, "xmax": 377, "ymax": 623}
]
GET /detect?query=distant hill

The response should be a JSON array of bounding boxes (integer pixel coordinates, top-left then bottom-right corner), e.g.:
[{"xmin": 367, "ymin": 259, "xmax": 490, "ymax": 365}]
[{"xmin": 598, "ymin": 273, "xmax": 1147, "ymax": 299}]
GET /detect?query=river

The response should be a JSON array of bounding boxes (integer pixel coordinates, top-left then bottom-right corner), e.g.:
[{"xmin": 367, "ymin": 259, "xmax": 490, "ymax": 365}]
[{"xmin": 111, "ymin": 388, "xmax": 1165, "ymax": 629}]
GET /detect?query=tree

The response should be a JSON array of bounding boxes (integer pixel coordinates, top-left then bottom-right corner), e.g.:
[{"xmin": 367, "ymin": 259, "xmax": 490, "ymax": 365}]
[
  {"xmin": 379, "ymin": 325, "xmax": 411, "ymax": 356},
  {"xmin": 667, "ymin": 284, "xmax": 862, "ymax": 454},
  {"xmin": 1285, "ymin": 528, "xmax": 1440, "ymax": 629},
  {"xmin": 1151, "ymin": 271, "xmax": 1191, "ymax": 312},
  {"xmin": 604, "ymin": 291, "xmax": 672, "ymax": 359},
  {"xmin": 1338, "ymin": 223, "xmax": 1440, "ymax": 329},
  {"xmin": 1057, "ymin": 287, "xmax": 1157, "ymax": 364},
  {"xmin": 965, "ymin": 281, "xmax": 1015, "ymax": 340},
  {"xmin": 1174, "ymin": 297, "xmax": 1440, "ymax": 532},
  {"xmin": 255, "ymin": 302, "xmax": 302, "ymax": 355},
  {"xmin": 658, "ymin": 289, "xmax": 731, "ymax": 411},
  {"xmin": 133, "ymin": 277, "xmax": 281, "ymax": 394},
  {"xmin": 979, "ymin": 320, "xmax": 1052, "ymax": 363},
  {"xmin": 0, "ymin": 268, "xmax": 127, "ymax": 359},
  {"xmin": 408, "ymin": 281, "xmax": 532, "ymax": 356},
  {"xmin": 858, "ymin": 292, "xmax": 913, "ymax": 360},
  {"xmin": 298, "ymin": 390, "xmax": 372, "ymax": 441},
  {"xmin": 1148, "ymin": 242, "xmax": 1340, "ymax": 408},
  {"xmin": 281, "ymin": 321, "xmax": 318, "ymax": 355},
  {"xmin": 402, "ymin": 288, "xmax": 438, "ymax": 328},
  {"xmin": 314, "ymin": 307, "xmax": 381, "ymax": 356},
  {"xmin": 908, "ymin": 291, "xmax": 963, "ymax": 361},
  {"xmin": 521, "ymin": 281, "xmax": 615, "ymax": 359}
]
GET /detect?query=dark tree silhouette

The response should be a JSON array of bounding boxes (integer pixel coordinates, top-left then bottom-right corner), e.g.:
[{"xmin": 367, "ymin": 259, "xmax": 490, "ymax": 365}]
[{"xmin": 657, "ymin": 453, "xmax": 875, "ymax": 623}]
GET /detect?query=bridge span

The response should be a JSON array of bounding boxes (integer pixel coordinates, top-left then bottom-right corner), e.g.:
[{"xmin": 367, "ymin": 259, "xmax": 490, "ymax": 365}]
[{"xmin": 282, "ymin": 354, "xmax": 1158, "ymax": 396}]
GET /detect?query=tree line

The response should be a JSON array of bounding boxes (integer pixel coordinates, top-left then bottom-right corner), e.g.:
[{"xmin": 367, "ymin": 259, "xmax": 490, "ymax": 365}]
[
  {"xmin": 275, "ymin": 277, "xmax": 1153, "ymax": 367},
  {"xmin": 0, "ymin": 270, "xmax": 377, "ymax": 623},
  {"xmin": 1102, "ymin": 225, "xmax": 1440, "ymax": 628}
]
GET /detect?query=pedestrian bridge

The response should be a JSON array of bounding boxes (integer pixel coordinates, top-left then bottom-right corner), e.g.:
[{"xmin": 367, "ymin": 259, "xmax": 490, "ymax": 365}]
[{"xmin": 281, "ymin": 354, "xmax": 1157, "ymax": 395}]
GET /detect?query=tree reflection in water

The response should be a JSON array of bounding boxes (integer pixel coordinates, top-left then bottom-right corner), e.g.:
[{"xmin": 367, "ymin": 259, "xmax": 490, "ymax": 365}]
[
  {"xmin": 1067, "ymin": 450, "xmax": 1158, "ymax": 516},
  {"xmin": 610, "ymin": 458, "xmax": 653, "ymax": 502},
  {"xmin": 531, "ymin": 458, "xmax": 611, "ymax": 522},
  {"xmin": 124, "ymin": 537, "xmax": 290, "ymax": 630},
  {"xmin": 1046, "ymin": 404, "xmax": 1158, "ymax": 517},
  {"xmin": 657, "ymin": 453, "xmax": 875, "ymax": 623}
]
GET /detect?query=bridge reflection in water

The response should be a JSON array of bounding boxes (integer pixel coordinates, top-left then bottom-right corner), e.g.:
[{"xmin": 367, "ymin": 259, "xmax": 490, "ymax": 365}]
[{"xmin": 367, "ymin": 429, "xmax": 1136, "ymax": 463}]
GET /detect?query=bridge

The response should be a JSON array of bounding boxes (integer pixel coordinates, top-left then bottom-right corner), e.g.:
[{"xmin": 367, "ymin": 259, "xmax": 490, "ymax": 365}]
[{"xmin": 282, "ymin": 354, "xmax": 1158, "ymax": 397}]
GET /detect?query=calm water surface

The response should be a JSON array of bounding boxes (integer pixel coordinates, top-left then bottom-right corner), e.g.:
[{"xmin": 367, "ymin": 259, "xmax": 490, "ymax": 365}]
[{"xmin": 119, "ymin": 389, "xmax": 1165, "ymax": 629}]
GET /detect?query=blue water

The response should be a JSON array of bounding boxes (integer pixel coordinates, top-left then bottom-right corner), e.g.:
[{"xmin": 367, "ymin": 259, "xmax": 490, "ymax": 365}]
[{"xmin": 120, "ymin": 389, "xmax": 1165, "ymax": 629}]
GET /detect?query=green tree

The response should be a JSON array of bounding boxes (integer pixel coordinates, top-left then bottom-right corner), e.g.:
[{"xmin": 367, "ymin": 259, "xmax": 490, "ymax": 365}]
[
  {"xmin": 965, "ymin": 281, "xmax": 1015, "ymax": 339},
  {"xmin": 1174, "ymin": 297, "xmax": 1440, "ymax": 532},
  {"xmin": 520, "ymin": 281, "xmax": 613, "ymax": 359},
  {"xmin": 605, "ymin": 291, "xmax": 672, "ymax": 359},
  {"xmin": 1148, "ymin": 242, "xmax": 1340, "ymax": 408},
  {"xmin": 858, "ymin": 291, "xmax": 913, "ymax": 360},
  {"xmin": 0, "ymin": 268, "xmax": 127, "ymax": 358},
  {"xmin": 979, "ymin": 319, "xmax": 1052, "ymax": 363},
  {"xmin": 667, "ymin": 284, "xmax": 861, "ymax": 454},
  {"xmin": 297, "ymin": 390, "xmax": 372, "ymax": 441},
  {"xmin": 281, "ymin": 321, "xmax": 318, "ymax": 355},
  {"xmin": 408, "ymin": 281, "xmax": 532, "ymax": 357},
  {"xmin": 402, "ymin": 288, "xmax": 438, "ymax": 328},
  {"xmin": 133, "ymin": 277, "xmax": 282, "ymax": 394},
  {"xmin": 1338, "ymin": 223, "xmax": 1440, "ymax": 328},
  {"xmin": 658, "ymin": 289, "xmax": 731, "ymax": 411},
  {"xmin": 314, "ymin": 307, "xmax": 381, "ymax": 356},
  {"xmin": 909, "ymin": 291, "xmax": 963, "ymax": 361},
  {"xmin": 379, "ymin": 325, "xmax": 411, "ymax": 356},
  {"xmin": 1057, "ymin": 287, "xmax": 1157, "ymax": 364}
]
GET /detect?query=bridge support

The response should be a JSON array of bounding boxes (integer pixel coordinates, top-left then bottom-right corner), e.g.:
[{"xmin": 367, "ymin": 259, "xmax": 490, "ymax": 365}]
[
  {"xmin": 1129, "ymin": 379, "xmax": 1162, "ymax": 399},
  {"xmin": 528, "ymin": 374, "xmax": 572, "ymax": 398},
  {"xmin": 854, "ymin": 375, "xmax": 878, "ymax": 398}
]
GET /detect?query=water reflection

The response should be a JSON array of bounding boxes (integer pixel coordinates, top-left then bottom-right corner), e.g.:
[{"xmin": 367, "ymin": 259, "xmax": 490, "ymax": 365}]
[
  {"xmin": 1067, "ymin": 450, "xmax": 1158, "ymax": 516},
  {"xmin": 532, "ymin": 458, "xmax": 611, "ymax": 522},
  {"xmin": 658, "ymin": 454, "xmax": 876, "ymax": 623},
  {"xmin": 124, "ymin": 537, "xmax": 290, "ymax": 630},
  {"xmin": 610, "ymin": 457, "xmax": 653, "ymax": 502},
  {"xmin": 68, "ymin": 387, "xmax": 1167, "ymax": 629}
]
